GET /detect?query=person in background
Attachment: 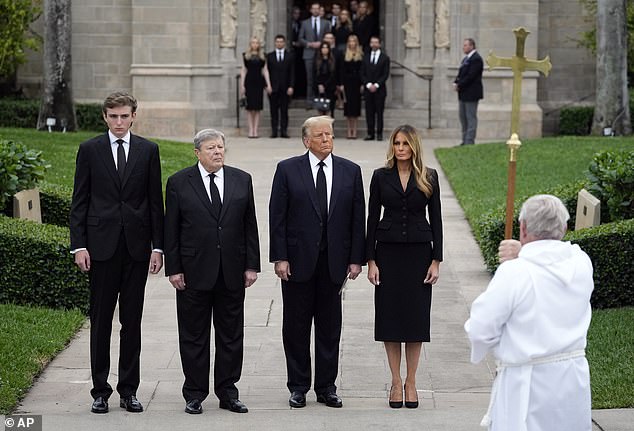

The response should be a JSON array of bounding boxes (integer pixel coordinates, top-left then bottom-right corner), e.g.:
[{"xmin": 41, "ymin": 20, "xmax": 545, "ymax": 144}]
[
  {"xmin": 453, "ymin": 37, "xmax": 483, "ymax": 145},
  {"xmin": 240, "ymin": 37, "xmax": 272, "ymax": 138},
  {"xmin": 328, "ymin": 2, "xmax": 342, "ymax": 28},
  {"xmin": 314, "ymin": 42, "xmax": 338, "ymax": 117},
  {"xmin": 361, "ymin": 35, "xmax": 390, "ymax": 141},
  {"xmin": 332, "ymin": 9, "xmax": 353, "ymax": 54},
  {"xmin": 349, "ymin": 0, "xmax": 359, "ymax": 20},
  {"xmin": 340, "ymin": 34, "xmax": 363, "ymax": 139},
  {"xmin": 290, "ymin": 6, "xmax": 307, "ymax": 100},
  {"xmin": 367, "ymin": 125, "xmax": 442, "ymax": 410},
  {"xmin": 465, "ymin": 194, "xmax": 592, "ymax": 430},
  {"xmin": 353, "ymin": 1, "xmax": 379, "ymax": 51},
  {"xmin": 267, "ymin": 34, "xmax": 295, "ymax": 138},
  {"xmin": 299, "ymin": 2, "xmax": 332, "ymax": 106}
]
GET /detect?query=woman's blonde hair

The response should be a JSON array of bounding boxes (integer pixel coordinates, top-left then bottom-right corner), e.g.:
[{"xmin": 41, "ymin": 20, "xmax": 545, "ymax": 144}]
[
  {"xmin": 244, "ymin": 37, "xmax": 265, "ymax": 61},
  {"xmin": 385, "ymin": 125, "xmax": 433, "ymax": 197},
  {"xmin": 336, "ymin": 9, "xmax": 353, "ymax": 31},
  {"xmin": 344, "ymin": 34, "xmax": 363, "ymax": 62}
]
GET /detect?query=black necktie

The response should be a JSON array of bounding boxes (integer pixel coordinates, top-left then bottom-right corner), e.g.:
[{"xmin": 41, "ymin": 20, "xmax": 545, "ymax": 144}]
[
  {"xmin": 316, "ymin": 161, "xmax": 328, "ymax": 249},
  {"xmin": 313, "ymin": 18, "xmax": 318, "ymax": 39},
  {"xmin": 116, "ymin": 139, "xmax": 126, "ymax": 180},
  {"xmin": 208, "ymin": 173, "xmax": 222, "ymax": 218}
]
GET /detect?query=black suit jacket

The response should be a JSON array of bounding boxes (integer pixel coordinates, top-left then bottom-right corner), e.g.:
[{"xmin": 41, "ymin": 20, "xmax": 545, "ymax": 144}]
[
  {"xmin": 454, "ymin": 51, "xmax": 484, "ymax": 102},
  {"xmin": 266, "ymin": 50, "xmax": 295, "ymax": 93},
  {"xmin": 361, "ymin": 51, "xmax": 390, "ymax": 96},
  {"xmin": 70, "ymin": 133, "xmax": 164, "ymax": 262},
  {"xmin": 366, "ymin": 167, "xmax": 443, "ymax": 262},
  {"xmin": 269, "ymin": 153, "xmax": 366, "ymax": 284},
  {"xmin": 164, "ymin": 165, "xmax": 260, "ymax": 291}
]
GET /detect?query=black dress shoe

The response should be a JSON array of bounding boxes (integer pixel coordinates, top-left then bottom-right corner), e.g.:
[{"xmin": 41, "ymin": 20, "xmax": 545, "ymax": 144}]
[
  {"xmin": 363, "ymin": 135, "xmax": 375, "ymax": 141},
  {"xmin": 185, "ymin": 399, "xmax": 203, "ymax": 414},
  {"xmin": 289, "ymin": 391, "xmax": 306, "ymax": 408},
  {"xmin": 281, "ymin": 133, "xmax": 290, "ymax": 138},
  {"xmin": 376, "ymin": 134, "xmax": 383, "ymax": 141},
  {"xmin": 270, "ymin": 134, "xmax": 278, "ymax": 138},
  {"xmin": 316, "ymin": 392, "xmax": 343, "ymax": 408},
  {"xmin": 120, "ymin": 395, "xmax": 143, "ymax": 412},
  {"xmin": 219, "ymin": 398, "xmax": 248, "ymax": 413},
  {"xmin": 91, "ymin": 396, "xmax": 109, "ymax": 414}
]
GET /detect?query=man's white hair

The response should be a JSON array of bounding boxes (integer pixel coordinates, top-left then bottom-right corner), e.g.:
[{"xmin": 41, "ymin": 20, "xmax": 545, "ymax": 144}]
[{"xmin": 519, "ymin": 194, "xmax": 570, "ymax": 240}]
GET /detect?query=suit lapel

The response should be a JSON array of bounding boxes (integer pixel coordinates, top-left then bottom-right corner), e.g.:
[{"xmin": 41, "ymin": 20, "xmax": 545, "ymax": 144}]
[
  {"xmin": 96, "ymin": 133, "xmax": 121, "ymax": 188},
  {"xmin": 219, "ymin": 167, "xmax": 234, "ymax": 222},
  {"xmin": 187, "ymin": 165, "xmax": 217, "ymax": 220},
  {"xmin": 121, "ymin": 134, "xmax": 141, "ymax": 189},
  {"xmin": 299, "ymin": 153, "xmax": 322, "ymax": 219},
  {"xmin": 328, "ymin": 156, "xmax": 342, "ymax": 220},
  {"xmin": 386, "ymin": 167, "xmax": 405, "ymax": 195}
]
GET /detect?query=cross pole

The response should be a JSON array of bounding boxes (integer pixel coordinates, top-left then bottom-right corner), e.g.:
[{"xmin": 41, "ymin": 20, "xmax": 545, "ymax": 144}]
[{"xmin": 486, "ymin": 27, "xmax": 552, "ymax": 239}]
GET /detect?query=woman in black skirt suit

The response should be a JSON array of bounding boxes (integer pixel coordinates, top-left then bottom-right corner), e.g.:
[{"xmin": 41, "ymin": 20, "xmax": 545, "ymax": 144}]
[
  {"xmin": 340, "ymin": 34, "xmax": 363, "ymax": 138},
  {"xmin": 366, "ymin": 124, "xmax": 443, "ymax": 409}
]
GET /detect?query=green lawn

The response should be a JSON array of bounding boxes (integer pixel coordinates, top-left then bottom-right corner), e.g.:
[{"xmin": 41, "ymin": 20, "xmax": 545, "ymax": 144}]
[
  {"xmin": 436, "ymin": 136, "xmax": 634, "ymax": 409},
  {"xmin": 0, "ymin": 127, "xmax": 195, "ymax": 188},
  {"xmin": 434, "ymin": 136, "xmax": 634, "ymax": 223},
  {"xmin": 0, "ymin": 304, "xmax": 85, "ymax": 414}
]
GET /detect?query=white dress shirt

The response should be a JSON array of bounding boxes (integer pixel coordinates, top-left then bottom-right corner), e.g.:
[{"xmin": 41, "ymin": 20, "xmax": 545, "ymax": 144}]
[
  {"xmin": 109, "ymin": 130, "xmax": 130, "ymax": 169},
  {"xmin": 276, "ymin": 49, "xmax": 284, "ymax": 62},
  {"xmin": 198, "ymin": 162, "xmax": 224, "ymax": 204},
  {"xmin": 308, "ymin": 151, "xmax": 332, "ymax": 211},
  {"xmin": 366, "ymin": 50, "xmax": 382, "ymax": 89}
]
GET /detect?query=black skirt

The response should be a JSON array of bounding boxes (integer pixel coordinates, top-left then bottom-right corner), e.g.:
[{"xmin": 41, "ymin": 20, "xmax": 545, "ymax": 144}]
[{"xmin": 374, "ymin": 241, "xmax": 433, "ymax": 342}]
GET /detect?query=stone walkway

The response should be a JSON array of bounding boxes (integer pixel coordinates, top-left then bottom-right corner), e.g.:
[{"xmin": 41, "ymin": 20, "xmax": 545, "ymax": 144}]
[{"xmin": 12, "ymin": 135, "xmax": 631, "ymax": 430}]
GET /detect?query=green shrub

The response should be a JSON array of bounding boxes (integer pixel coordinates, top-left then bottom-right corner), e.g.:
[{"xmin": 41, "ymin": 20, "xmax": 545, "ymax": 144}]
[
  {"xmin": 476, "ymin": 181, "xmax": 585, "ymax": 271},
  {"xmin": 566, "ymin": 219, "xmax": 634, "ymax": 309},
  {"xmin": 0, "ymin": 215, "xmax": 89, "ymax": 312},
  {"xmin": 476, "ymin": 182, "xmax": 634, "ymax": 309},
  {"xmin": 75, "ymin": 103, "xmax": 105, "ymax": 132},
  {"xmin": 586, "ymin": 150, "xmax": 634, "ymax": 222},
  {"xmin": 0, "ymin": 140, "xmax": 49, "ymax": 209},
  {"xmin": 559, "ymin": 106, "xmax": 594, "ymax": 135},
  {"xmin": 0, "ymin": 99, "xmax": 105, "ymax": 132},
  {"xmin": 39, "ymin": 182, "xmax": 72, "ymax": 227}
]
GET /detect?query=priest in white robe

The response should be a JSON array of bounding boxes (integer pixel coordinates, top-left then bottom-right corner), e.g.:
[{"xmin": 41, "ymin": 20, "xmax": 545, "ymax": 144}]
[{"xmin": 465, "ymin": 194, "xmax": 593, "ymax": 431}]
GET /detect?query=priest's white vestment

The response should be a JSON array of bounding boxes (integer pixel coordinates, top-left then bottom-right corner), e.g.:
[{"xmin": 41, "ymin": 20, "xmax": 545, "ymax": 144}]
[{"xmin": 465, "ymin": 240, "xmax": 593, "ymax": 431}]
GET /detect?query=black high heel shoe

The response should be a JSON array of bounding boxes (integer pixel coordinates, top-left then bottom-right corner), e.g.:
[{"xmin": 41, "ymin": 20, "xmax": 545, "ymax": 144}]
[
  {"xmin": 389, "ymin": 385, "xmax": 403, "ymax": 409},
  {"xmin": 404, "ymin": 384, "xmax": 419, "ymax": 409}
]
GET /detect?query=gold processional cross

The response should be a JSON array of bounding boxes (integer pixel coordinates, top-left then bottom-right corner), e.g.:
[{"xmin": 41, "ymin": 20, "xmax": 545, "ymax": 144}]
[{"xmin": 486, "ymin": 27, "xmax": 552, "ymax": 239}]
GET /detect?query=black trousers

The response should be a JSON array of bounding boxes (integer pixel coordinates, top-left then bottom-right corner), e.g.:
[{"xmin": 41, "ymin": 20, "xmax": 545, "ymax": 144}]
[
  {"xmin": 176, "ymin": 268, "xmax": 245, "ymax": 402},
  {"xmin": 365, "ymin": 91, "xmax": 386, "ymax": 136},
  {"xmin": 269, "ymin": 91, "xmax": 290, "ymax": 134},
  {"xmin": 89, "ymin": 232, "xmax": 148, "ymax": 399},
  {"xmin": 281, "ymin": 250, "xmax": 342, "ymax": 395}
]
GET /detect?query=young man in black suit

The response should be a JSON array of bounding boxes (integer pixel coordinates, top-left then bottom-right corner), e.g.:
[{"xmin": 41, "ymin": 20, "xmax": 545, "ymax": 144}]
[
  {"xmin": 267, "ymin": 34, "xmax": 295, "ymax": 138},
  {"xmin": 453, "ymin": 38, "xmax": 484, "ymax": 145},
  {"xmin": 164, "ymin": 129, "xmax": 260, "ymax": 415},
  {"xmin": 70, "ymin": 92, "xmax": 164, "ymax": 414},
  {"xmin": 361, "ymin": 35, "xmax": 390, "ymax": 141},
  {"xmin": 269, "ymin": 115, "xmax": 366, "ymax": 409}
]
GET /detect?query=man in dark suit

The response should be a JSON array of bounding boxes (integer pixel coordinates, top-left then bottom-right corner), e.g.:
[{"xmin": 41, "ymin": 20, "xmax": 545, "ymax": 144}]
[
  {"xmin": 361, "ymin": 36, "xmax": 390, "ymax": 141},
  {"xmin": 269, "ymin": 115, "xmax": 366, "ymax": 409},
  {"xmin": 164, "ymin": 129, "xmax": 260, "ymax": 415},
  {"xmin": 353, "ymin": 1, "xmax": 379, "ymax": 51},
  {"xmin": 267, "ymin": 34, "xmax": 295, "ymax": 138},
  {"xmin": 70, "ymin": 92, "xmax": 164, "ymax": 414},
  {"xmin": 299, "ymin": 2, "xmax": 332, "ymax": 104},
  {"xmin": 453, "ymin": 38, "xmax": 484, "ymax": 145}
]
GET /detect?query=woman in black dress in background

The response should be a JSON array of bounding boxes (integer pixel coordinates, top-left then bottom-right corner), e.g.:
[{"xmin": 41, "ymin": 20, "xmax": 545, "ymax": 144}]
[
  {"xmin": 333, "ymin": 9, "xmax": 353, "ymax": 54},
  {"xmin": 340, "ymin": 34, "xmax": 363, "ymax": 138},
  {"xmin": 313, "ymin": 42, "xmax": 337, "ymax": 117},
  {"xmin": 240, "ymin": 37, "xmax": 272, "ymax": 138},
  {"xmin": 366, "ymin": 125, "xmax": 443, "ymax": 409}
]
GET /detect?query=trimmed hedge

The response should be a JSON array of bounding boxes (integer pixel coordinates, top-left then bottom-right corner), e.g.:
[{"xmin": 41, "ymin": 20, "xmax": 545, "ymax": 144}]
[
  {"xmin": 559, "ymin": 106, "xmax": 593, "ymax": 135},
  {"xmin": 0, "ymin": 99, "xmax": 105, "ymax": 132},
  {"xmin": 566, "ymin": 219, "xmax": 634, "ymax": 309},
  {"xmin": 475, "ymin": 181, "xmax": 633, "ymax": 309},
  {"xmin": 39, "ymin": 182, "xmax": 72, "ymax": 227},
  {"xmin": 0, "ymin": 215, "xmax": 89, "ymax": 312}
]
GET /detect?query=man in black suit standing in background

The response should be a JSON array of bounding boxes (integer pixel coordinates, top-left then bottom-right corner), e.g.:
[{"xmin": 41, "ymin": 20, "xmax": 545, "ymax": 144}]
[
  {"xmin": 361, "ymin": 36, "xmax": 390, "ymax": 141},
  {"xmin": 453, "ymin": 38, "xmax": 484, "ymax": 145},
  {"xmin": 269, "ymin": 115, "xmax": 366, "ymax": 409},
  {"xmin": 164, "ymin": 129, "xmax": 260, "ymax": 415},
  {"xmin": 70, "ymin": 92, "xmax": 164, "ymax": 414},
  {"xmin": 267, "ymin": 34, "xmax": 295, "ymax": 138}
]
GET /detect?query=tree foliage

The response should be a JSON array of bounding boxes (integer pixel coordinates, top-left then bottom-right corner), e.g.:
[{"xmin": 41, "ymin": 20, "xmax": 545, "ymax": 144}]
[
  {"xmin": 0, "ymin": 0, "xmax": 41, "ymax": 79},
  {"xmin": 579, "ymin": 0, "xmax": 634, "ymax": 79}
]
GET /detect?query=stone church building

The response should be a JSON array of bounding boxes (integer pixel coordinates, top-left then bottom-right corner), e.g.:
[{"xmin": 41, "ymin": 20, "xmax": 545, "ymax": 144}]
[{"xmin": 18, "ymin": 0, "xmax": 595, "ymax": 140}]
